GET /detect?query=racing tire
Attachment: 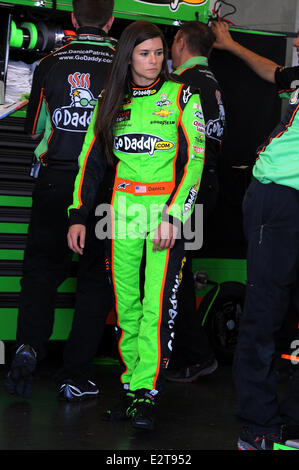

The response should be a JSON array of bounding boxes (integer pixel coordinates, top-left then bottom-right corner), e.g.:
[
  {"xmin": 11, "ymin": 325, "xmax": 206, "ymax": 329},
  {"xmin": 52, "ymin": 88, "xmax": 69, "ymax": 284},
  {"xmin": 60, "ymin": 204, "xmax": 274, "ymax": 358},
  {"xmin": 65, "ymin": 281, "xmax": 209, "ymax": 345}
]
[{"xmin": 199, "ymin": 281, "xmax": 246, "ymax": 364}]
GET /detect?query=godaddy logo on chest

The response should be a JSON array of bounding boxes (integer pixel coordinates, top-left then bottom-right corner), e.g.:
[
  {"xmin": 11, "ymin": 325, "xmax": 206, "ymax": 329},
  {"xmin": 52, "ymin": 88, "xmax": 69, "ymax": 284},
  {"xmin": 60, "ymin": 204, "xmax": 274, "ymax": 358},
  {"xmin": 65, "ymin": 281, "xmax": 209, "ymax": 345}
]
[{"xmin": 114, "ymin": 133, "xmax": 174, "ymax": 156}]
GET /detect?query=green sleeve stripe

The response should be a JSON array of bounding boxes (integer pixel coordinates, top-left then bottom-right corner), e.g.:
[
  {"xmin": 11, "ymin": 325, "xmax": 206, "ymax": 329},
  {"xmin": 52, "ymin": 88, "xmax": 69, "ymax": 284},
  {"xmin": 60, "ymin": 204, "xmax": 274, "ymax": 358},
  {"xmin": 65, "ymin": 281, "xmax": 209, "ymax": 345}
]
[
  {"xmin": 69, "ymin": 102, "xmax": 98, "ymax": 214},
  {"xmin": 72, "ymin": 135, "xmax": 97, "ymax": 210},
  {"xmin": 31, "ymin": 88, "xmax": 45, "ymax": 134}
]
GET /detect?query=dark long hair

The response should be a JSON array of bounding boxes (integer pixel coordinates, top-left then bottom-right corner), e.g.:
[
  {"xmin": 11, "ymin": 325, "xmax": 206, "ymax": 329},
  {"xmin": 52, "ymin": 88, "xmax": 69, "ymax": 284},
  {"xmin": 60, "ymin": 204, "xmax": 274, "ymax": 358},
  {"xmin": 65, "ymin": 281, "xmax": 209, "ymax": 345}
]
[{"xmin": 95, "ymin": 20, "xmax": 170, "ymax": 165}]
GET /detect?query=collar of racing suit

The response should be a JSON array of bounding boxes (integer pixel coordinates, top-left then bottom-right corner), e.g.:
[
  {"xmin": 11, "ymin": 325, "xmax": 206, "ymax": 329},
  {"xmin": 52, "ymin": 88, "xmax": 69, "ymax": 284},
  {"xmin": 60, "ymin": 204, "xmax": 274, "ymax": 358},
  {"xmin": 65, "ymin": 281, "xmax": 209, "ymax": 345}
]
[
  {"xmin": 76, "ymin": 26, "xmax": 107, "ymax": 36},
  {"xmin": 74, "ymin": 26, "xmax": 117, "ymax": 46},
  {"xmin": 173, "ymin": 56, "xmax": 208, "ymax": 75},
  {"xmin": 130, "ymin": 76, "xmax": 164, "ymax": 96}
]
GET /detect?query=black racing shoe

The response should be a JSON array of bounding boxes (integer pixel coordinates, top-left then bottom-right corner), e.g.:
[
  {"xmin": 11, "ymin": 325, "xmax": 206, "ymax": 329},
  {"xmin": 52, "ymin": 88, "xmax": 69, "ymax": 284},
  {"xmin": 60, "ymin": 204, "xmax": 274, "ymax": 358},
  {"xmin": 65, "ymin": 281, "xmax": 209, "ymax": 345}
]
[
  {"xmin": 4, "ymin": 344, "xmax": 37, "ymax": 398},
  {"xmin": 237, "ymin": 427, "xmax": 282, "ymax": 450},
  {"xmin": 165, "ymin": 358, "xmax": 218, "ymax": 383},
  {"xmin": 130, "ymin": 389, "xmax": 156, "ymax": 431},
  {"xmin": 101, "ymin": 390, "xmax": 135, "ymax": 422},
  {"xmin": 58, "ymin": 379, "xmax": 99, "ymax": 402}
]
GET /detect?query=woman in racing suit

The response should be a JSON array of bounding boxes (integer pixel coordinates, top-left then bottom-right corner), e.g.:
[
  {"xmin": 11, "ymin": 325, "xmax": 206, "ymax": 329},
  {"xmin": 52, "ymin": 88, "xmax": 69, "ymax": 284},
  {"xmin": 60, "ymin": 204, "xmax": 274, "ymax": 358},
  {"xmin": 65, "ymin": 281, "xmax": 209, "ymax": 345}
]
[{"xmin": 67, "ymin": 20, "xmax": 205, "ymax": 430}]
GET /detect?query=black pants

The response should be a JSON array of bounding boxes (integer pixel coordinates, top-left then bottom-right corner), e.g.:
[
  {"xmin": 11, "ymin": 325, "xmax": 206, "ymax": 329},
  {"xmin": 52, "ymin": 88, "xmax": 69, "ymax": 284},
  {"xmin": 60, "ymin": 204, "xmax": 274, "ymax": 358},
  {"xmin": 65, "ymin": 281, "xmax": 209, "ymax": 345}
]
[
  {"xmin": 233, "ymin": 179, "xmax": 299, "ymax": 434},
  {"xmin": 17, "ymin": 167, "xmax": 112, "ymax": 385},
  {"xmin": 170, "ymin": 169, "xmax": 218, "ymax": 367}
]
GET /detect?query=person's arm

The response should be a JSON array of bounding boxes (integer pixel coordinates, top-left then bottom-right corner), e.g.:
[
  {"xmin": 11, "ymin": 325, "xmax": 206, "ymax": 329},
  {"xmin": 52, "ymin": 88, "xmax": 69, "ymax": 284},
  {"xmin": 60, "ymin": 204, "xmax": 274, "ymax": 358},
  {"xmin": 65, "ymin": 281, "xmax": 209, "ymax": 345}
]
[
  {"xmin": 152, "ymin": 86, "xmax": 205, "ymax": 252},
  {"xmin": 162, "ymin": 85, "xmax": 205, "ymax": 226},
  {"xmin": 211, "ymin": 20, "xmax": 279, "ymax": 83},
  {"xmin": 25, "ymin": 61, "xmax": 47, "ymax": 135},
  {"xmin": 67, "ymin": 224, "xmax": 86, "ymax": 255},
  {"xmin": 67, "ymin": 101, "xmax": 107, "ymax": 253}
]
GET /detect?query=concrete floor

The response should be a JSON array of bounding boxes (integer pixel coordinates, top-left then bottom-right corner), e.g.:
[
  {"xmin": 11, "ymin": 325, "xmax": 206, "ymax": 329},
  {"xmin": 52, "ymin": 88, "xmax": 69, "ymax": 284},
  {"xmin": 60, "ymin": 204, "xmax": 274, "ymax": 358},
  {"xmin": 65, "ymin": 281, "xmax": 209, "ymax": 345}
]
[{"xmin": 0, "ymin": 346, "xmax": 241, "ymax": 455}]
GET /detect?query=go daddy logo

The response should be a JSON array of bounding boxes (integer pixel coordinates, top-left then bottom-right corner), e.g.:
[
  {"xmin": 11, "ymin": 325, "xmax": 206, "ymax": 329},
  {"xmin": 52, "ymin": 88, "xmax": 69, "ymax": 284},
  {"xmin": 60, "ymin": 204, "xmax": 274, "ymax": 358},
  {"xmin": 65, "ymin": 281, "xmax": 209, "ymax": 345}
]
[
  {"xmin": 114, "ymin": 133, "xmax": 174, "ymax": 156},
  {"xmin": 134, "ymin": 0, "xmax": 207, "ymax": 12}
]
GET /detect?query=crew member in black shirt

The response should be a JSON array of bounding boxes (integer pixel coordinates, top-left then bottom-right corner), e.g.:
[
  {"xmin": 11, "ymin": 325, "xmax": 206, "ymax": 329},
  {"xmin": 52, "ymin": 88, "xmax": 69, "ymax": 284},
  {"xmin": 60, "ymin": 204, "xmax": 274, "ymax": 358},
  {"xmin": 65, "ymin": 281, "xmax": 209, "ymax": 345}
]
[
  {"xmin": 4, "ymin": 0, "xmax": 116, "ymax": 401},
  {"xmin": 166, "ymin": 21, "xmax": 225, "ymax": 382}
]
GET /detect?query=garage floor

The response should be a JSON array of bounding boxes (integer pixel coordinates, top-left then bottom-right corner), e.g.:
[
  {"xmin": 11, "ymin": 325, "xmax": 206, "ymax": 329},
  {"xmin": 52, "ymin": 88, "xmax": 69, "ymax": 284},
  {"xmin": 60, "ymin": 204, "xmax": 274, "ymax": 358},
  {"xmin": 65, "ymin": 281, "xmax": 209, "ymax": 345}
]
[
  {"xmin": 0, "ymin": 342, "xmax": 292, "ymax": 456},
  {"xmin": 0, "ymin": 348, "xmax": 239, "ymax": 453}
]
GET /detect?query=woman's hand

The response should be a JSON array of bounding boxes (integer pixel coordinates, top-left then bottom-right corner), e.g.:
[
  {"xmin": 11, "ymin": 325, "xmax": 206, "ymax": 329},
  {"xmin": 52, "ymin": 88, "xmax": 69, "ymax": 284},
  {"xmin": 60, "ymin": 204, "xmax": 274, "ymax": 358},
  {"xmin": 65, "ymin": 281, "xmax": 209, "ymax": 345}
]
[
  {"xmin": 153, "ymin": 220, "xmax": 179, "ymax": 252},
  {"xmin": 67, "ymin": 224, "xmax": 86, "ymax": 255}
]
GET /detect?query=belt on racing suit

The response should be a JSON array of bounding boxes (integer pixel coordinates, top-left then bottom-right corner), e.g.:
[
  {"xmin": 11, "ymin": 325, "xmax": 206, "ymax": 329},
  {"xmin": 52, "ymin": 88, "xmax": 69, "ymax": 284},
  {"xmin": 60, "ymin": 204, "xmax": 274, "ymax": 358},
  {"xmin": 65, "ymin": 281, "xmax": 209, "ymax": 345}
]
[{"xmin": 114, "ymin": 177, "xmax": 174, "ymax": 195}]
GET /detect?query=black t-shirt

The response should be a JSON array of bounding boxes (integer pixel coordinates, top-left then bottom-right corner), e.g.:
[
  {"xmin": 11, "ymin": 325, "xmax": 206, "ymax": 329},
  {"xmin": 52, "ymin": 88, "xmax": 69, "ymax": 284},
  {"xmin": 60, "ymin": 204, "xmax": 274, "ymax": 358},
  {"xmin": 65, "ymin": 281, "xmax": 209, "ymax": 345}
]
[
  {"xmin": 25, "ymin": 27, "xmax": 116, "ymax": 171},
  {"xmin": 172, "ymin": 61, "xmax": 225, "ymax": 169}
]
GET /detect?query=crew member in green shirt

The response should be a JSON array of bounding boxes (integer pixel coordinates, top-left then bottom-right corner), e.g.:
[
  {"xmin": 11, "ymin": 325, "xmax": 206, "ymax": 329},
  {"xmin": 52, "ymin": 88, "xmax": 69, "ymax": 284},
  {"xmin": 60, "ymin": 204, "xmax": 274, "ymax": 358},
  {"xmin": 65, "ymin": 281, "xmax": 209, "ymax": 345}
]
[{"xmin": 211, "ymin": 20, "xmax": 299, "ymax": 451}]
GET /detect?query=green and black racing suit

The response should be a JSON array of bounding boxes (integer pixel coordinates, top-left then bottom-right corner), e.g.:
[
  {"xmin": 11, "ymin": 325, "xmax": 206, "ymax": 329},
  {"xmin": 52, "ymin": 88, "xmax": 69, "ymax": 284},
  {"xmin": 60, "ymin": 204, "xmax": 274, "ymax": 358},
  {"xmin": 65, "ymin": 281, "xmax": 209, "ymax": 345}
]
[{"xmin": 69, "ymin": 76, "xmax": 205, "ymax": 393}]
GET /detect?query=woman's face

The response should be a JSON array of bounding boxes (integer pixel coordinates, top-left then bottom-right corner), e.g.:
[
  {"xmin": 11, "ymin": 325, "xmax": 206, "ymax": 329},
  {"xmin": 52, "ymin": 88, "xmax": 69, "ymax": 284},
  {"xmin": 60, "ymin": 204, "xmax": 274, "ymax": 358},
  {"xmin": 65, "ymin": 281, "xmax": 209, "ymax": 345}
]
[{"xmin": 130, "ymin": 36, "xmax": 164, "ymax": 86}]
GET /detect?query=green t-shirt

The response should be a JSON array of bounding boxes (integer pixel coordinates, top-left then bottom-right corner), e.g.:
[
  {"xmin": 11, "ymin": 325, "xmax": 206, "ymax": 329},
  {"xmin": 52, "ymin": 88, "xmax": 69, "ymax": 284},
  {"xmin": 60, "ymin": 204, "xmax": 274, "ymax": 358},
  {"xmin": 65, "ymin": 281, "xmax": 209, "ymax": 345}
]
[{"xmin": 253, "ymin": 66, "xmax": 299, "ymax": 190}]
